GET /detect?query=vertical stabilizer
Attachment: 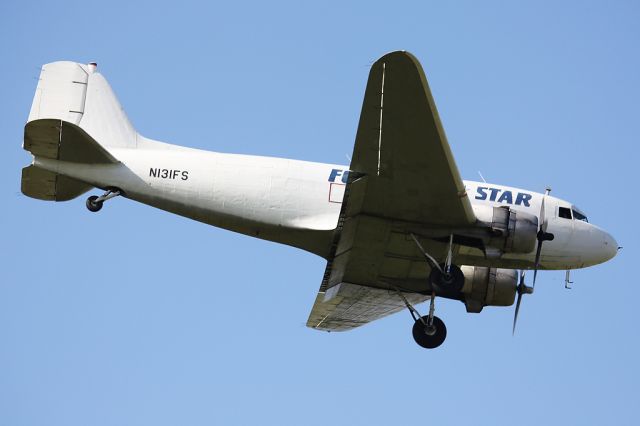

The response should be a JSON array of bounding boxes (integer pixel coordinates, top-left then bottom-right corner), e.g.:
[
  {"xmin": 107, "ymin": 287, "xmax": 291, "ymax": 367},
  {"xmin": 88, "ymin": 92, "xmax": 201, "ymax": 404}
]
[
  {"xmin": 80, "ymin": 67, "xmax": 137, "ymax": 149},
  {"xmin": 27, "ymin": 61, "xmax": 137, "ymax": 150}
]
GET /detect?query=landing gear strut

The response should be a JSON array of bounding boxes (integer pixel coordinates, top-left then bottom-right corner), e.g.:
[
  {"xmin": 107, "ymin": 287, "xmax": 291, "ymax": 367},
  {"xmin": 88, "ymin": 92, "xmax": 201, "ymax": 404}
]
[
  {"xmin": 400, "ymin": 233, "xmax": 463, "ymax": 349},
  {"xmin": 86, "ymin": 189, "xmax": 121, "ymax": 212},
  {"xmin": 396, "ymin": 289, "xmax": 447, "ymax": 349},
  {"xmin": 410, "ymin": 233, "xmax": 464, "ymax": 294},
  {"xmin": 429, "ymin": 263, "xmax": 464, "ymax": 295}
]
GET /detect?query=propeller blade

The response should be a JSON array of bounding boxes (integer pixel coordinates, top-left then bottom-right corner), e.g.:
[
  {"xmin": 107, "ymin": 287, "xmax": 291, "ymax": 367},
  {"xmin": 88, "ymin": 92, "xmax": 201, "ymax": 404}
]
[
  {"xmin": 532, "ymin": 193, "xmax": 554, "ymax": 287},
  {"xmin": 532, "ymin": 239, "xmax": 543, "ymax": 287},
  {"xmin": 512, "ymin": 291, "xmax": 523, "ymax": 335},
  {"xmin": 512, "ymin": 271, "xmax": 533, "ymax": 335}
]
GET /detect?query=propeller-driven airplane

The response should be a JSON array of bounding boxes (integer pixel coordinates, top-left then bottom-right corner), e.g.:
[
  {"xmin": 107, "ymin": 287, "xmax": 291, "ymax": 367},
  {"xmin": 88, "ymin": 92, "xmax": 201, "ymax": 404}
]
[{"xmin": 20, "ymin": 51, "xmax": 618, "ymax": 348}]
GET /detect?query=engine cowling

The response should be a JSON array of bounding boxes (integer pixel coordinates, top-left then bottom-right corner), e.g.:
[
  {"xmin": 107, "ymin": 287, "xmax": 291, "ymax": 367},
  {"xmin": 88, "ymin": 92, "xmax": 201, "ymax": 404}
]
[
  {"xmin": 473, "ymin": 205, "xmax": 538, "ymax": 255},
  {"xmin": 460, "ymin": 265, "xmax": 517, "ymax": 313}
]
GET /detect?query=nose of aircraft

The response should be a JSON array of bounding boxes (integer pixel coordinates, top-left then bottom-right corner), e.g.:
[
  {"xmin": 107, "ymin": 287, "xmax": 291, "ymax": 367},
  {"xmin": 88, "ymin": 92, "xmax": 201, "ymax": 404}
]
[
  {"xmin": 574, "ymin": 224, "xmax": 618, "ymax": 267},
  {"xmin": 602, "ymin": 230, "xmax": 618, "ymax": 263}
]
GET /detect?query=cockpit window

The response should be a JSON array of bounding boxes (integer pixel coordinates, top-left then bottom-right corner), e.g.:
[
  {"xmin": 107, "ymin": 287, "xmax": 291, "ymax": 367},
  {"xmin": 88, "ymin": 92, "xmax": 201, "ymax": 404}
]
[
  {"xmin": 559, "ymin": 207, "xmax": 572, "ymax": 219},
  {"xmin": 572, "ymin": 207, "xmax": 588, "ymax": 222}
]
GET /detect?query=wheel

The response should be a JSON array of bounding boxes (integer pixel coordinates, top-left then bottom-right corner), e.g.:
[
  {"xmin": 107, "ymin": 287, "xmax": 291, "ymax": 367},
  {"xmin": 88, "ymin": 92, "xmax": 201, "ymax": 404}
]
[
  {"xmin": 430, "ymin": 264, "xmax": 464, "ymax": 295},
  {"xmin": 412, "ymin": 315, "xmax": 447, "ymax": 349},
  {"xmin": 86, "ymin": 195, "xmax": 103, "ymax": 212}
]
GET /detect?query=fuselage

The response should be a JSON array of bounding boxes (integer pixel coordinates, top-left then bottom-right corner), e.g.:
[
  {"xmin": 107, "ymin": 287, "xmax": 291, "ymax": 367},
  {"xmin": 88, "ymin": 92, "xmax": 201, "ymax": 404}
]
[{"xmin": 32, "ymin": 136, "xmax": 618, "ymax": 270}]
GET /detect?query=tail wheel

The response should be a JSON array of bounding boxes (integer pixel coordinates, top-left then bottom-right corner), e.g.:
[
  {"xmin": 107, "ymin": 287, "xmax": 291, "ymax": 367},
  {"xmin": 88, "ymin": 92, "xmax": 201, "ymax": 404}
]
[{"xmin": 86, "ymin": 195, "xmax": 103, "ymax": 212}]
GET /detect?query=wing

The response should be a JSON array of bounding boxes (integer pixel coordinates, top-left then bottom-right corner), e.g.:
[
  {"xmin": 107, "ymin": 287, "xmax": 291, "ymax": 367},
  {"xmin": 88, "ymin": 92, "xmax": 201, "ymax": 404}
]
[
  {"xmin": 350, "ymin": 51, "xmax": 474, "ymax": 225},
  {"xmin": 307, "ymin": 51, "xmax": 475, "ymax": 331}
]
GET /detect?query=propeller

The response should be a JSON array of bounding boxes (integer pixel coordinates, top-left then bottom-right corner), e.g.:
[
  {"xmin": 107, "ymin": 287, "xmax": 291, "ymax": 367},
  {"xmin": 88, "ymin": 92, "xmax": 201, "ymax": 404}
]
[
  {"xmin": 532, "ymin": 189, "xmax": 555, "ymax": 286},
  {"xmin": 512, "ymin": 189, "xmax": 554, "ymax": 335},
  {"xmin": 512, "ymin": 270, "xmax": 534, "ymax": 335}
]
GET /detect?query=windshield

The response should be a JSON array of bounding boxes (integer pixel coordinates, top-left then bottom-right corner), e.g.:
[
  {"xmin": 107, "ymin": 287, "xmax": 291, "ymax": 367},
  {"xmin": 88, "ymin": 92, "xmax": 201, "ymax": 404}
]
[{"xmin": 572, "ymin": 206, "xmax": 588, "ymax": 222}]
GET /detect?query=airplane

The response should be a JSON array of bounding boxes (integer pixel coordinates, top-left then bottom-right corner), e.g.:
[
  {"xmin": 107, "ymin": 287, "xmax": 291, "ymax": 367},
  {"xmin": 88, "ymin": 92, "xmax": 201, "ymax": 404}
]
[{"xmin": 20, "ymin": 51, "xmax": 618, "ymax": 349}]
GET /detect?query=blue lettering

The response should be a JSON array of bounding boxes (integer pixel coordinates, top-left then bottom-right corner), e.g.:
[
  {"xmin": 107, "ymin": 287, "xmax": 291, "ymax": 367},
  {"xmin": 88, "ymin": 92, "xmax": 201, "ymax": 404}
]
[
  {"xmin": 328, "ymin": 169, "xmax": 342, "ymax": 182},
  {"xmin": 475, "ymin": 187, "xmax": 488, "ymax": 201},
  {"xmin": 477, "ymin": 186, "xmax": 533, "ymax": 207},
  {"xmin": 515, "ymin": 192, "xmax": 532, "ymax": 207},
  {"xmin": 497, "ymin": 191, "xmax": 513, "ymax": 204},
  {"xmin": 489, "ymin": 188, "xmax": 500, "ymax": 201},
  {"xmin": 341, "ymin": 170, "xmax": 350, "ymax": 184}
]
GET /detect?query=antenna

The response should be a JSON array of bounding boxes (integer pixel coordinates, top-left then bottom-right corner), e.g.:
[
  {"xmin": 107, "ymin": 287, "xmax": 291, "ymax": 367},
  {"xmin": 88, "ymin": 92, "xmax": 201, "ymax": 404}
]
[
  {"xmin": 565, "ymin": 270, "xmax": 573, "ymax": 289},
  {"xmin": 477, "ymin": 171, "xmax": 487, "ymax": 183}
]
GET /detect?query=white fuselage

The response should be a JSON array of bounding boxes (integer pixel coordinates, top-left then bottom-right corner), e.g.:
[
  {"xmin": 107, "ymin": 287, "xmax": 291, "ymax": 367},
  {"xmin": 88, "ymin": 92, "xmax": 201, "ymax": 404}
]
[{"xmin": 32, "ymin": 136, "xmax": 618, "ymax": 270}]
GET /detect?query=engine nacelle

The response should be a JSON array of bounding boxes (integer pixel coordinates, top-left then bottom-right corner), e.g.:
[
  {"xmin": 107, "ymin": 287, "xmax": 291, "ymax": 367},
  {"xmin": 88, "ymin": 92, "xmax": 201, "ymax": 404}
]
[
  {"xmin": 460, "ymin": 265, "xmax": 517, "ymax": 313},
  {"xmin": 473, "ymin": 205, "xmax": 538, "ymax": 255}
]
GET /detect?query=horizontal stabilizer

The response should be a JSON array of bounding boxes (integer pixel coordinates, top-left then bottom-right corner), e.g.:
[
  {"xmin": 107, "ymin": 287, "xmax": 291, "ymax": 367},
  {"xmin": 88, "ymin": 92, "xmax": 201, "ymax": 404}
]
[
  {"xmin": 24, "ymin": 119, "xmax": 118, "ymax": 164},
  {"xmin": 21, "ymin": 165, "xmax": 92, "ymax": 201}
]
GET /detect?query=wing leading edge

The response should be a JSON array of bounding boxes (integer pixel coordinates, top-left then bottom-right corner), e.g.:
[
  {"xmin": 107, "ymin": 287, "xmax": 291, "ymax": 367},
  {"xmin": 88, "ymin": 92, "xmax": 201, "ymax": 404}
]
[{"xmin": 307, "ymin": 51, "xmax": 475, "ymax": 331}]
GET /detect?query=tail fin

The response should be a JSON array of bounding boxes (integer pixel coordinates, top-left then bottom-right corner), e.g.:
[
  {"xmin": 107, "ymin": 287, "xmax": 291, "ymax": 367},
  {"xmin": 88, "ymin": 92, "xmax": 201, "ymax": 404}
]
[
  {"xmin": 27, "ymin": 61, "xmax": 138, "ymax": 150},
  {"xmin": 22, "ymin": 61, "xmax": 137, "ymax": 201}
]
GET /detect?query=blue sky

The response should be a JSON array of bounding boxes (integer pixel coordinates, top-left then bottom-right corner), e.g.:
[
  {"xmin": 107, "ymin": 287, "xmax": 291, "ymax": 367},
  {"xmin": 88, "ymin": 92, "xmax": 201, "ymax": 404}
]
[{"xmin": 1, "ymin": 1, "xmax": 638, "ymax": 425}]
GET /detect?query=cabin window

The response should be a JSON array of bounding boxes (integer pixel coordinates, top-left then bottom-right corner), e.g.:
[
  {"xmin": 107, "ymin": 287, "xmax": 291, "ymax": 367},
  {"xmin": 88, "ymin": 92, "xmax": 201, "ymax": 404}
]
[
  {"xmin": 559, "ymin": 207, "xmax": 572, "ymax": 219},
  {"xmin": 572, "ymin": 208, "xmax": 588, "ymax": 222}
]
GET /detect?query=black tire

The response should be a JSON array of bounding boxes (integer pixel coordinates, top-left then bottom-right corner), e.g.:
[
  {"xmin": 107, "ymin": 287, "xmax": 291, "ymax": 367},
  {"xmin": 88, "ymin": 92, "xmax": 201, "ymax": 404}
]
[
  {"xmin": 412, "ymin": 315, "xmax": 447, "ymax": 349},
  {"xmin": 86, "ymin": 195, "xmax": 103, "ymax": 212},
  {"xmin": 430, "ymin": 264, "xmax": 464, "ymax": 294}
]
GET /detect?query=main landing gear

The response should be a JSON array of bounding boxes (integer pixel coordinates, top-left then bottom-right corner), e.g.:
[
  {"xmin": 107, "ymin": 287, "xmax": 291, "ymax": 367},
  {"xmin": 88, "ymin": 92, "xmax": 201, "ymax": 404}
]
[
  {"xmin": 400, "ymin": 234, "xmax": 464, "ymax": 349},
  {"xmin": 398, "ymin": 290, "xmax": 447, "ymax": 349},
  {"xmin": 86, "ymin": 188, "xmax": 121, "ymax": 212}
]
